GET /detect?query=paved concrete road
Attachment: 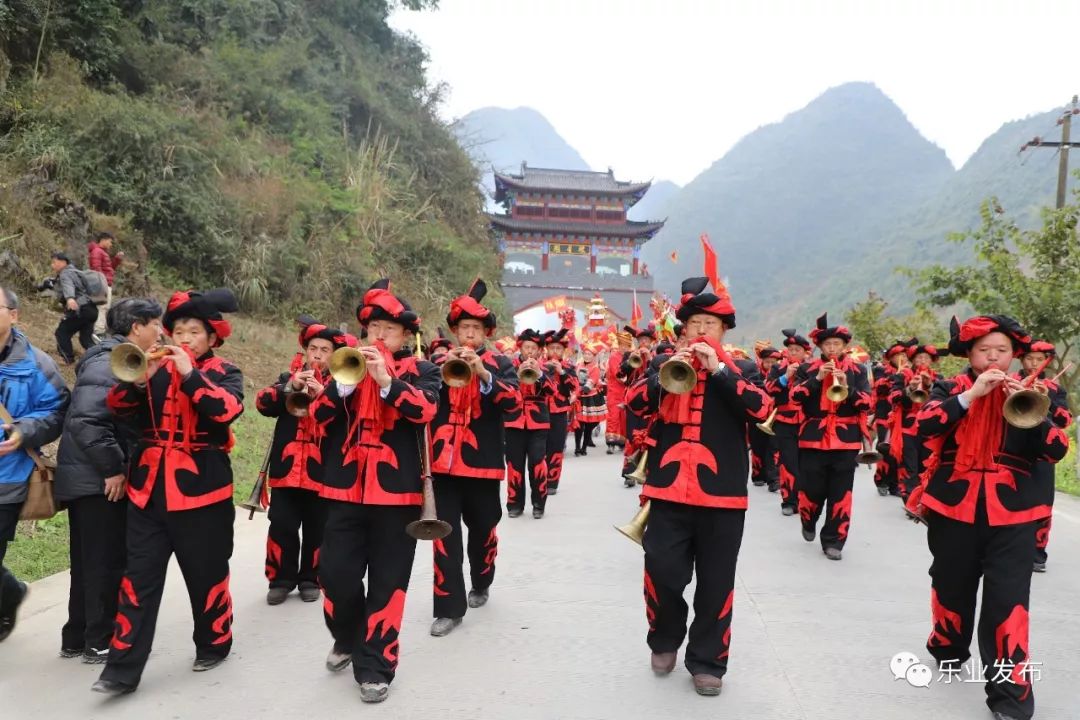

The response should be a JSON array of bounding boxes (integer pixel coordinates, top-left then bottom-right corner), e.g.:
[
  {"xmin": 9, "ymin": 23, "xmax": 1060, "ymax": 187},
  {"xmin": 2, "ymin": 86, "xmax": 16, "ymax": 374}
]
[{"xmin": 2, "ymin": 454, "xmax": 1079, "ymax": 719}]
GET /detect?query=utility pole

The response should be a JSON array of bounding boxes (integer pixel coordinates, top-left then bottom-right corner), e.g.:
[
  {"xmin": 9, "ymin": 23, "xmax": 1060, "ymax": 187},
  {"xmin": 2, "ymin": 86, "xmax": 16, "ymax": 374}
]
[{"xmin": 1020, "ymin": 95, "xmax": 1080, "ymax": 209}]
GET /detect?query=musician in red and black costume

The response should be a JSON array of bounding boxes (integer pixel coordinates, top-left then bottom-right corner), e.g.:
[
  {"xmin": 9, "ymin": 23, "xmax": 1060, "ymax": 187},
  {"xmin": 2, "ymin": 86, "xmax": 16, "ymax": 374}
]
[
  {"xmin": 605, "ymin": 330, "xmax": 634, "ymax": 453},
  {"xmin": 873, "ymin": 339, "xmax": 916, "ymax": 498},
  {"xmin": 1012, "ymin": 340, "xmax": 1071, "ymax": 573},
  {"xmin": 543, "ymin": 329, "xmax": 577, "ymax": 496},
  {"xmin": 750, "ymin": 344, "xmax": 782, "ymax": 491},
  {"xmin": 626, "ymin": 276, "xmax": 772, "ymax": 697},
  {"xmin": 428, "ymin": 279, "xmax": 519, "ymax": 638},
  {"xmin": 621, "ymin": 341, "xmax": 673, "ymax": 487},
  {"xmin": 427, "ymin": 328, "xmax": 453, "ymax": 363},
  {"xmin": 765, "ymin": 330, "xmax": 811, "ymax": 515},
  {"xmin": 93, "ymin": 289, "xmax": 243, "ymax": 696},
  {"xmin": 256, "ymin": 321, "xmax": 357, "ymax": 606},
  {"xmin": 791, "ymin": 313, "xmax": 872, "ymax": 561},
  {"xmin": 912, "ymin": 316, "xmax": 1067, "ymax": 720},
  {"xmin": 505, "ymin": 329, "xmax": 553, "ymax": 519},
  {"xmin": 897, "ymin": 341, "xmax": 941, "ymax": 500},
  {"xmin": 315, "ymin": 279, "xmax": 440, "ymax": 704}
]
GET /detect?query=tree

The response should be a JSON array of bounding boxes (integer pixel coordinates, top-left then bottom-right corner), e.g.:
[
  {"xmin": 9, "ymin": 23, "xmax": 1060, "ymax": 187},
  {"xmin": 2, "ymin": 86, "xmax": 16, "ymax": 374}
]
[
  {"xmin": 908, "ymin": 194, "xmax": 1080, "ymax": 398},
  {"xmin": 844, "ymin": 291, "xmax": 944, "ymax": 358}
]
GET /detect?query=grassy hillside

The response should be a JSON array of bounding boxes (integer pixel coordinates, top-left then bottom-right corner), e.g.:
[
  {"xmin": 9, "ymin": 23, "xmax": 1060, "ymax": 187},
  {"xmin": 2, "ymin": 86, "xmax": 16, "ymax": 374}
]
[{"xmin": 0, "ymin": 0, "xmax": 504, "ymax": 325}]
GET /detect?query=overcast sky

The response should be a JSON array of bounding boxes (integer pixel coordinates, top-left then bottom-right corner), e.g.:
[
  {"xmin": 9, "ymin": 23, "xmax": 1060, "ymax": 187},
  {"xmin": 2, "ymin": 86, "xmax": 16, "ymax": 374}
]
[{"xmin": 391, "ymin": 0, "xmax": 1080, "ymax": 186}]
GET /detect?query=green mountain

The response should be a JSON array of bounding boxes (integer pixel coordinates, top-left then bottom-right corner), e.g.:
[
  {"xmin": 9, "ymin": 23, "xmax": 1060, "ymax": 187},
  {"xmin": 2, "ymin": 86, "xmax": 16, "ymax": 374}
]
[{"xmin": 642, "ymin": 82, "xmax": 957, "ymax": 340}]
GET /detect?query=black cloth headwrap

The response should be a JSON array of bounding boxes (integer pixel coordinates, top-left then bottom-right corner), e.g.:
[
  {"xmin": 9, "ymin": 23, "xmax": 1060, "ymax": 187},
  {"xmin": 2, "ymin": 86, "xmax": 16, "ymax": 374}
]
[
  {"xmin": 809, "ymin": 312, "xmax": 852, "ymax": 345},
  {"xmin": 948, "ymin": 315, "xmax": 1031, "ymax": 357},
  {"xmin": 447, "ymin": 277, "xmax": 496, "ymax": 334},
  {"xmin": 356, "ymin": 278, "xmax": 420, "ymax": 333},
  {"xmin": 780, "ymin": 328, "xmax": 811, "ymax": 350},
  {"xmin": 675, "ymin": 277, "xmax": 736, "ymax": 328},
  {"xmin": 163, "ymin": 288, "xmax": 239, "ymax": 347}
]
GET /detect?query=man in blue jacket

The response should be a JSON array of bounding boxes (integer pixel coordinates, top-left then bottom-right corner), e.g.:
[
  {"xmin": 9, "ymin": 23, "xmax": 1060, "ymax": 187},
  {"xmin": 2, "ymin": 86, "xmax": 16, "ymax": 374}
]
[{"xmin": 0, "ymin": 284, "xmax": 71, "ymax": 642}]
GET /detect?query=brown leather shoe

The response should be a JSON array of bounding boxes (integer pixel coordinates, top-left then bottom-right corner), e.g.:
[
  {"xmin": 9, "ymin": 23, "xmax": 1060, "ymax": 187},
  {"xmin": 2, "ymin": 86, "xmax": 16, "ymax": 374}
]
[
  {"xmin": 650, "ymin": 652, "xmax": 676, "ymax": 675},
  {"xmin": 692, "ymin": 674, "xmax": 723, "ymax": 696}
]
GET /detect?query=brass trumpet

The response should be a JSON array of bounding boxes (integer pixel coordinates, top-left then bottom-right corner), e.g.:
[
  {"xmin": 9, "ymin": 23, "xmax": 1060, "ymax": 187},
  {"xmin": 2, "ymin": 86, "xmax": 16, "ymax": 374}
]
[
  {"xmin": 623, "ymin": 450, "xmax": 649, "ymax": 485},
  {"xmin": 110, "ymin": 343, "xmax": 172, "ymax": 383},
  {"xmin": 857, "ymin": 437, "xmax": 882, "ymax": 465},
  {"xmin": 824, "ymin": 356, "xmax": 849, "ymax": 402},
  {"xmin": 329, "ymin": 347, "xmax": 367, "ymax": 385},
  {"xmin": 615, "ymin": 500, "xmax": 651, "ymax": 545},
  {"xmin": 627, "ymin": 352, "xmax": 643, "ymax": 369},
  {"xmin": 406, "ymin": 425, "xmax": 452, "ymax": 541},
  {"xmin": 441, "ymin": 357, "xmax": 473, "ymax": 388},
  {"xmin": 659, "ymin": 358, "xmax": 696, "ymax": 394},
  {"xmin": 756, "ymin": 407, "xmax": 779, "ymax": 436},
  {"xmin": 1003, "ymin": 389, "xmax": 1051, "ymax": 429},
  {"xmin": 519, "ymin": 363, "xmax": 541, "ymax": 385},
  {"xmin": 284, "ymin": 379, "xmax": 313, "ymax": 418}
]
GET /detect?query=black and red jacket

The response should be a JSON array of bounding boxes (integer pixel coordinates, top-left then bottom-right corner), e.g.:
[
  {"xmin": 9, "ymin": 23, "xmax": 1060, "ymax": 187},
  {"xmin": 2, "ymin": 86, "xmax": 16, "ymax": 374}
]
[
  {"xmin": 791, "ymin": 356, "xmax": 872, "ymax": 450},
  {"xmin": 765, "ymin": 359, "xmax": 804, "ymax": 426},
  {"xmin": 915, "ymin": 371, "xmax": 1069, "ymax": 525},
  {"xmin": 898, "ymin": 367, "xmax": 937, "ymax": 437},
  {"xmin": 315, "ymin": 350, "xmax": 440, "ymax": 505},
  {"xmin": 545, "ymin": 360, "xmax": 579, "ymax": 415},
  {"xmin": 626, "ymin": 358, "xmax": 772, "ymax": 509},
  {"xmin": 430, "ymin": 347, "xmax": 520, "ymax": 480},
  {"xmin": 108, "ymin": 352, "xmax": 244, "ymax": 511},
  {"xmin": 256, "ymin": 368, "xmax": 333, "ymax": 492},
  {"xmin": 505, "ymin": 355, "xmax": 553, "ymax": 430}
]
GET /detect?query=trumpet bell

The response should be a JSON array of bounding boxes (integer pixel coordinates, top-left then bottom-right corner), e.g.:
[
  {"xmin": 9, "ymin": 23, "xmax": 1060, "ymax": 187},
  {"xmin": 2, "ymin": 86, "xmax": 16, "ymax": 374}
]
[
  {"xmin": 519, "ymin": 366, "xmax": 541, "ymax": 385},
  {"xmin": 285, "ymin": 384, "xmax": 312, "ymax": 418},
  {"xmin": 329, "ymin": 347, "xmax": 367, "ymax": 385},
  {"xmin": 614, "ymin": 500, "xmax": 651, "ymax": 545},
  {"xmin": 1003, "ymin": 389, "xmax": 1051, "ymax": 429},
  {"xmin": 238, "ymin": 483, "xmax": 266, "ymax": 515},
  {"xmin": 623, "ymin": 450, "xmax": 649, "ymax": 485},
  {"xmin": 659, "ymin": 359, "xmax": 696, "ymax": 394},
  {"xmin": 755, "ymin": 408, "xmax": 779, "ymax": 436},
  {"xmin": 907, "ymin": 388, "xmax": 929, "ymax": 404},
  {"xmin": 110, "ymin": 342, "xmax": 149, "ymax": 383},
  {"xmin": 826, "ymin": 384, "xmax": 849, "ymax": 403},
  {"xmin": 406, "ymin": 517, "xmax": 453, "ymax": 541},
  {"xmin": 441, "ymin": 358, "xmax": 473, "ymax": 388},
  {"xmin": 857, "ymin": 449, "xmax": 883, "ymax": 465},
  {"xmin": 627, "ymin": 353, "xmax": 643, "ymax": 369}
]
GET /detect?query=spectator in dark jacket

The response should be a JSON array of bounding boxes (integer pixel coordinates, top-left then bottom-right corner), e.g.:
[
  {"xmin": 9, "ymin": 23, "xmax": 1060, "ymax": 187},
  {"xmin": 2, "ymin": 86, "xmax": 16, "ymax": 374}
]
[
  {"xmin": 87, "ymin": 232, "xmax": 124, "ymax": 336},
  {"xmin": 51, "ymin": 252, "xmax": 99, "ymax": 364},
  {"xmin": 0, "ymin": 284, "xmax": 71, "ymax": 643},
  {"xmin": 55, "ymin": 298, "xmax": 163, "ymax": 662}
]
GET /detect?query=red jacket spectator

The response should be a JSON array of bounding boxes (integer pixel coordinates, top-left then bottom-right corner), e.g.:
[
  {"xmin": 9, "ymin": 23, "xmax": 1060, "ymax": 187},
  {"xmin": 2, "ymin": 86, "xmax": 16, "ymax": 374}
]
[{"xmin": 87, "ymin": 238, "xmax": 123, "ymax": 286}]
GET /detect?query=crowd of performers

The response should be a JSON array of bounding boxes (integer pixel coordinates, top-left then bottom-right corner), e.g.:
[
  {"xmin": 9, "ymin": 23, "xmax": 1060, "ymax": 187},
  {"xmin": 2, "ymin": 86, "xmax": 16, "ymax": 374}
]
[{"xmin": 0, "ymin": 273, "xmax": 1068, "ymax": 720}]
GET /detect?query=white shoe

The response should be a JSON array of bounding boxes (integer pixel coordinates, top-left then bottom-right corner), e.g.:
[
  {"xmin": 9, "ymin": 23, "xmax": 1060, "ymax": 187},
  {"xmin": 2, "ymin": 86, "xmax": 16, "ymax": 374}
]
[{"xmin": 326, "ymin": 647, "xmax": 351, "ymax": 672}]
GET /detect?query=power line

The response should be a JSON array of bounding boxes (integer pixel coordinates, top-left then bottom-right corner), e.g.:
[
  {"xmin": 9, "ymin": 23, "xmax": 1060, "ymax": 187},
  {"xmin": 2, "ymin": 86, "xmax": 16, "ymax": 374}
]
[{"xmin": 1019, "ymin": 95, "xmax": 1080, "ymax": 209}]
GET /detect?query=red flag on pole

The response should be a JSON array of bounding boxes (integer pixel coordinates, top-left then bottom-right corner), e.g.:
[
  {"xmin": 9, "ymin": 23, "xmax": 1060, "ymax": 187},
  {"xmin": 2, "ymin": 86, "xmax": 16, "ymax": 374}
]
[
  {"xmin": 630, "ymin": 289, "xmax": 643, "ymax": 328},
  {"xmin": 700, "ymin": 233, "xmax": 722, "ymax": 292}
]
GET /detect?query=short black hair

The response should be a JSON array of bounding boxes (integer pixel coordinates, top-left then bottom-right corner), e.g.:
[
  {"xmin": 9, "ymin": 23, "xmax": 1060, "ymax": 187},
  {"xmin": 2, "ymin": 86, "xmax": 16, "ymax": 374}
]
[
  {"xmin": 107, "ymin": 298, "xmax": 164, "ymax": 336},
  {"xmin": 0, "ymin": 286, "xmax": 18, "ymax": 310},
  {"xmin": 94, "ymin": 231, "xmax": 115, "ymax": 241},
  {"xmin": 51, "ymin": 251, "xmax": 70, "ymax": 263}
]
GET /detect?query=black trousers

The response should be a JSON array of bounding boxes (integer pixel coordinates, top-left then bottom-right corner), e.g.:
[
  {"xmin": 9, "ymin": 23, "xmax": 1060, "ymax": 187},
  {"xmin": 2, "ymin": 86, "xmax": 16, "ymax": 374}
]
[
  {"xmin": 100, "ymin": 495, "xmax": 235, "ymax": 686},
  {"xmin": 505, "ymin": 427, "xmax": 548, "ymax": 512},
  {"xmin": 574, "ymin": 421, "xmax": 599, "ymax": 451},
  {"xmin": 0, "ymin": 502, "xmax": 24, "ymax": 619},
  {"xmin": 749, "ymin": 425, "xmax": 779, "ymax": 485},
  {"xmin": 926, "ymin": 498, "xmax": 1037, "ymax": 720},
  {"xmin": 642, "ymin": 500, "xmax": 745, "ymax": 679},
  {"xmin": 62, "ymin": 494, "xmax": 127, "ymax": 652},
  {"xmin": 320, "ymin": 502, "xmax": 420, "ymax": 686},
  {"xmin": 797, "ymin": 449, "xmax": 857, "ymax": 550},
  {"xmin": 1032, "ymin": 461, "xmax": 1054, "ymax": 564},
  {"xmin": 266, "ymin": 486, "xmax": 327, "ymax": 589},
  {"xmin": 546, "ymin": 412, "xmax": 569, "ymax": 490},
  {"xmin": 774, "ymin": 423, "xmax": 800, "ymax": 510},
  {"xmin": 431, "ymin": 474, "xmax": 501, "ymax": 619},
  {"xmin": 55, "ymin": 304, "xmax": 99, "ymax": 362}
]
